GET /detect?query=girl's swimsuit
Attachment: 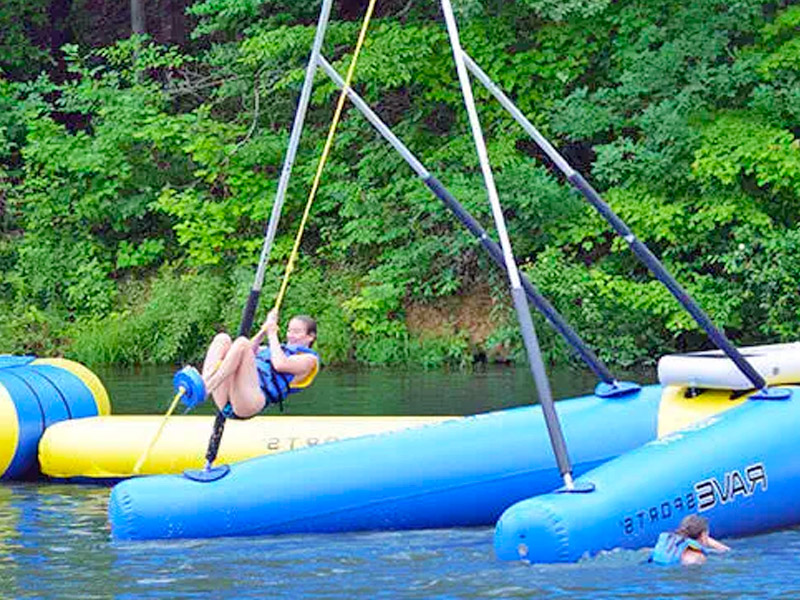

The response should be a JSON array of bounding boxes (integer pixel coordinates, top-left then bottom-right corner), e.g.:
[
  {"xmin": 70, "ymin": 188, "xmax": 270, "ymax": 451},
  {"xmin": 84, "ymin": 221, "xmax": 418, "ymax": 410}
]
[{"xmin": 221, "ymin": 344, "xmax": 319, "ymax": 419}]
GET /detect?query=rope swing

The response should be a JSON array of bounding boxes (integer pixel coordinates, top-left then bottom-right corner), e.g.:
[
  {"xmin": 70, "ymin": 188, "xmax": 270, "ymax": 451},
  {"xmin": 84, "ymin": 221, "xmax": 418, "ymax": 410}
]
[
  {"xmin": 187, "ymin": 0, "xmax": 380, "ymax": 481},
  {"xmin": 270, "ymin": 0, "xmax": 379, "ymax": 316}
]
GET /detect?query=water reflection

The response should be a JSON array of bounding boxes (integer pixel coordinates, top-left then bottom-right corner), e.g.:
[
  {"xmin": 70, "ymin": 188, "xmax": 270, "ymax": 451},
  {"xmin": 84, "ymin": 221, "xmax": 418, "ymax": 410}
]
[
  {"xmin": 92, "ymin": 364, "xmax": 656, "ymax": 416},
  {"xmin": 0, "ymin": 483, "xmax": 111, "ymax": 598}
]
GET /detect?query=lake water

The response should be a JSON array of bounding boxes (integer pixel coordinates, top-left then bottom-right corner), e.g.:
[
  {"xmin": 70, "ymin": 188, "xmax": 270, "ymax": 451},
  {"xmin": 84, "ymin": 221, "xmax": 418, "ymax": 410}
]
[
  {"xmin": 91, "ymin": 362, "xmax": 606, "ymax": 416},
  {"xmin": 2, "ymin": 364, "xmax": 799, "ymax": 598}
]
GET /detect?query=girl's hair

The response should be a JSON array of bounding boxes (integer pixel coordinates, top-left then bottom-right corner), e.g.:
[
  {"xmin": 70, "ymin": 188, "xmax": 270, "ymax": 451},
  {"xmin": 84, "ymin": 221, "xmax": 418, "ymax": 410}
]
[
  {"xmin": 675, "ymin": 514, "xmax": 708, "ymax": 540},
  {"xmin": 291, "ymin": 315, "xmax": 317, "ymax": 347}
]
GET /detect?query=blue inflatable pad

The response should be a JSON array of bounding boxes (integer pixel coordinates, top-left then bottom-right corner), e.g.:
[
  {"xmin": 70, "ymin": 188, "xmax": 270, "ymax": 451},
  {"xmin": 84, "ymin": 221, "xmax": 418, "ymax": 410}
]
[
  {"xmin": 0, "ymin": 360, "xmax": 106, "ymax": 479},
  {"xmin": 0, "ymin": 356, "xmax": 36, "ymax": 369},
  {"xmin": 494, "ymin": 386, "xmax": 800, "ymax": 563},
  {"xmin": 32, "ymin": 365, "xmax": 98, "ymax": 419},
  {"xmin": 109, "ymin": 384, "xmax": 663, "ymax": 540},
  {"xmin": 9, "ymin": 369, "xmax": 71, "ymax": 428},
  {"xmin": 0, "ymin": 370, "xmax": 46, "ymax": 478}
]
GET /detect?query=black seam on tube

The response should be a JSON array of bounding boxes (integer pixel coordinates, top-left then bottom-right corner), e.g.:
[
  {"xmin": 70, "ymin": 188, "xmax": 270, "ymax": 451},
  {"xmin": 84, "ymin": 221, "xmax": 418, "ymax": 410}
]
[
  {"xmin": 6, "ymin": 370, "xmax": 47, "ymax": 432},
  {"xmin": 27, "ymin": 368, "xmax": 73, "ymax": 420}
]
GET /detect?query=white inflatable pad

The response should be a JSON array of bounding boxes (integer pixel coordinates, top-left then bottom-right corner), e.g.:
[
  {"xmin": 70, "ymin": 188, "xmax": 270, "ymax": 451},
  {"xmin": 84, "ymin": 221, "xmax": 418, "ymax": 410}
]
[{"xmin": 658, "ymin": 342, "xmax": 800, "ymax": 390}]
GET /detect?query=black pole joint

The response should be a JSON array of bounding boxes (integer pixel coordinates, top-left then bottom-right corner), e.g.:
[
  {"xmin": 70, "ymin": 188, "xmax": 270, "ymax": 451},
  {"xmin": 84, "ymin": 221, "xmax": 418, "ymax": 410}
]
[{"xmin": 424, "ymin": 175, "xmax": 617, "ymax": 385}]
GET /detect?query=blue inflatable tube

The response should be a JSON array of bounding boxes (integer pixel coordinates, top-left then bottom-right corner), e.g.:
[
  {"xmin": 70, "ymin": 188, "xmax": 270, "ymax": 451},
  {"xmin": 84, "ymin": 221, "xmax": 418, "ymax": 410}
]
[
  {"xmin": 0, "ymin": 356, "xmax": 109, "ymax": 479},
  {"xmin": 493, "ymin": 386, "xmax": 800, "ymax": 563},
  {"xmin": 110, "ymin": 385, "xmax": 665, "ymax": 540}
]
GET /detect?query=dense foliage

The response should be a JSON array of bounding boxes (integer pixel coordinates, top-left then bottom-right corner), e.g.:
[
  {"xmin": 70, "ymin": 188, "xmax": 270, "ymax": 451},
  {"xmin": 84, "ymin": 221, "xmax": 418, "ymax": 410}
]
[{"xmin": 1, "ymin": 0, "xmax": 798, "ymax": 370}]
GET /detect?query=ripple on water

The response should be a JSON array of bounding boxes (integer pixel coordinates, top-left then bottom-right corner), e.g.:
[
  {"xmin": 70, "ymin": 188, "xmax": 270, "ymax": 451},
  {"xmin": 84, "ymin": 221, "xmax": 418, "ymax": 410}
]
[
  {"xmin": 3, "ymin": 484, "xmax": 800, "ymax": 599},
  {"xmin": 4, "ymin": 365, "xmax": 800, "ymax": 598}
]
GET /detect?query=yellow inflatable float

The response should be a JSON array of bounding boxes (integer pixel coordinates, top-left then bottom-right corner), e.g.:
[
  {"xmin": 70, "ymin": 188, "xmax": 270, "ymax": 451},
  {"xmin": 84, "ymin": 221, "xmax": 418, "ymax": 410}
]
[
  {"xmin": 39, "ymin": 414, "xmax": 455, "ymax": 481},
  {"xmin": 0, "ymin": 356, "xmax": 109, "ymax": 479},
  {"xmin": 0, "ymin": 355, "xmax": 452, "ymax": 481}
]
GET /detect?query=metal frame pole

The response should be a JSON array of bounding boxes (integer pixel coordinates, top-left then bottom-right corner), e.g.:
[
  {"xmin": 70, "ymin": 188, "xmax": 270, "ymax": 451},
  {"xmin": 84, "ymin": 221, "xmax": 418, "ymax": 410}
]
[
  {"xmin": 462, "ymin": 53, "xmax": 784, "ymax": 399},
  {"xmin": 441, "ymin": 0, "xmax": 575, "ymax": 487},
  {"xmin": 317, "ymin": 55, "xmax": 622, "ymax": 388},
  {"xmin": 197, "ymin": 0, "xmax": 337, "ymax": 478},
  {"xmin": 249, "ymin": 0, "xmax": 335, "ymax": 307}
]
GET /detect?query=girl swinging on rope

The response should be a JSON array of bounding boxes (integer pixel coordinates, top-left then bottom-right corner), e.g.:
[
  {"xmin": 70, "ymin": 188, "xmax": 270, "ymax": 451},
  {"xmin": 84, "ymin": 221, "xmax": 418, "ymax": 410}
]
[{"xmin": 202, "ymin": 309, "xmax": 319, "ymax": 419}]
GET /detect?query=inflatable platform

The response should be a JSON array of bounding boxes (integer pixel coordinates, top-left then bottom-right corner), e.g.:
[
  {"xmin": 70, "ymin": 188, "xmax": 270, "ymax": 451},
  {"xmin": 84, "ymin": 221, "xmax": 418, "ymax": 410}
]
[
  {"xmin": 658, "ymin": 342, "xmax": 800, "ymax": 390},
  {"xmin": 494, "ymin": 385, "xmax": 800, "ymax": 562},
  {"xmin": 0, "ymin": 356, "xmax": 109, "ymax": 479},
  {"xmin": 40, "ymin": 415, "xmax": 452, "ymax": 480},
  {"xmin": 109, "ymin": 380, "xmax": 746, "ymax": 540},
  {"xmin": 494, "ymin": 344, "xmax": 800, "ymax": 563},
  {"xmin": 109, "ymin": 343, "xmax": 800, "ymax": 542}
]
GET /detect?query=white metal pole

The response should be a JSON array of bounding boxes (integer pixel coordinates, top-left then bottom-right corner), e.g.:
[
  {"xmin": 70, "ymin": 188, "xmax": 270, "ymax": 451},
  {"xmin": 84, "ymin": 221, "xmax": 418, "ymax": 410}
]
[
  {"xmin": 251, "ymin": 0, "xmax": 335, "ymax": 293},
  {"xmin": 440, "ymin": 0, "xmax": 574, "ymax": 487}
]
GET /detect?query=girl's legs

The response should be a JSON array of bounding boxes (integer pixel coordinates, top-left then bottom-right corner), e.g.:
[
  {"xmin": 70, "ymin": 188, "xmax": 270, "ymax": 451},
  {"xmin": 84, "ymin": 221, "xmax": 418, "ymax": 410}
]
[
  {"xmin": 227, "ymin": 346, "xmax": 267, "ymax": 418},
  {"xmin": 203, "ymin": 333, "xmax": 233, "ymax": 410},
  {"xmin": 205, "ymin": 336, "xmax": 265, "ymax": 417}
]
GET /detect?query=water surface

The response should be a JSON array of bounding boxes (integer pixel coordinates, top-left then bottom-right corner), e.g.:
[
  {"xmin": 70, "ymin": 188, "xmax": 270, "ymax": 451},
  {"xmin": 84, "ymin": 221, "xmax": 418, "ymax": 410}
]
[
  {"xmin": 2, "ymin": 365, "xmax": 796, "ymax": 598},
  {"xmin": 93, "ymin": 362, "xmax": 608, "ymax": 416}
]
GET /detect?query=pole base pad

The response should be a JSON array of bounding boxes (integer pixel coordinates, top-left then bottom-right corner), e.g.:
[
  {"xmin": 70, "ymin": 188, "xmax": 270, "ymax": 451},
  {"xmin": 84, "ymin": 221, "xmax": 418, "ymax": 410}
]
[
  {"xmin": 183, "ymin": 464, "xmax": 230, "ymax": 482},
  {"xmin": 555, "ymin": 481, "xmax": 596, "ymax": 494}
]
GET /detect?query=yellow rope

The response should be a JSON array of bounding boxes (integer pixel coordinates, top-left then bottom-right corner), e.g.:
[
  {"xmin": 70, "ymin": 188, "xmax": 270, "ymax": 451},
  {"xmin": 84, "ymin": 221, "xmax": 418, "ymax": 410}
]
[
  {"xmin": 271, "ymin": 0, "xmax": 379, "ymax": 317},
  {"xmin": 134, "ymin": 7, "xmax": 378, "ymax": 474},
  {"xmin": 132, "ymin": 388, "xmax": 185, "ymax": 474},
  {"xmin": 133, "ymin": 7, "xmax": 380, "ymax": 470}
]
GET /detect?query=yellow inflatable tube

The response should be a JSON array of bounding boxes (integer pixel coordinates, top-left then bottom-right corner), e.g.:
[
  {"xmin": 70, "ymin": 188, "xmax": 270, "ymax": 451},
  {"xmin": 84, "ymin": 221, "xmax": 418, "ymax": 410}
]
[{"xmin": 39, "ymin": 415, "xmax": 455, "ymax": 480}]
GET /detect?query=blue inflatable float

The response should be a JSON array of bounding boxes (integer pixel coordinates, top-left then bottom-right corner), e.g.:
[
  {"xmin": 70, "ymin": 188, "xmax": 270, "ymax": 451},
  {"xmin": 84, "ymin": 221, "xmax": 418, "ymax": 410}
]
[
  {"xmin": 494, "ymin": 386, "xmax": 800, "ymax": 563},
  {"xmin": 0, "ymin": 356, "xmax": 109, "ymax": 479},
  {"xmin": 109, "ymin": 381, "xmax": 745, "ymax": 540}
]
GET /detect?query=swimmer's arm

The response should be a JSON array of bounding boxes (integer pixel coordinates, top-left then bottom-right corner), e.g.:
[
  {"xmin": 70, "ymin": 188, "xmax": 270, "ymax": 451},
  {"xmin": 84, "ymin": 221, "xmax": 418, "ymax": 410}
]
[
  {"xmin": 251, "ymin": 327, "xmax": 266, "ymax": 350},
  {"xmin": 251, "ymin": 308, "xmax": 277, "ymax": 353},
  {"xmin": 681, "ymin": 549, "xmax": 706, "ymax": 566},
  {"xmin": 250, "ymin": 308, "xmax": 278, "ymax": 354},
  {"xmin": 704, "ymin": 536, "xmax": 730, "ymax": 553}
]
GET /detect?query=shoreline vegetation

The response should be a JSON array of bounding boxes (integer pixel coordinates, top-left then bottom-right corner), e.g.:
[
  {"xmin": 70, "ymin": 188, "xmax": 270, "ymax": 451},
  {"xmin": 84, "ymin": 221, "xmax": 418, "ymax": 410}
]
[{"xmin": 1, "ymin": 1, "xmax": 799, "ymax": 370}]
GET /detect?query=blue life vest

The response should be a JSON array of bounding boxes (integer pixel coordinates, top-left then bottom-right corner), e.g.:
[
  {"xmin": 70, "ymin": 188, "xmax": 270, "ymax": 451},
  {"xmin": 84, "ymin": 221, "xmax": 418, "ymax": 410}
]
[
  {"xmin": 254, "ymin": 344, "xmax": 319, "ymax": 406},
  {"xmin": 649, "ymin": 532, "xmax": 706, "ymax": 565},
  {"xmin": 220, "ymin": 344, "xmax": 319, "ymax": 419}
]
